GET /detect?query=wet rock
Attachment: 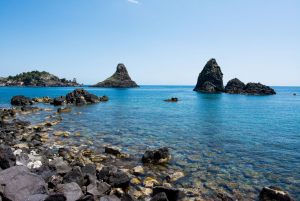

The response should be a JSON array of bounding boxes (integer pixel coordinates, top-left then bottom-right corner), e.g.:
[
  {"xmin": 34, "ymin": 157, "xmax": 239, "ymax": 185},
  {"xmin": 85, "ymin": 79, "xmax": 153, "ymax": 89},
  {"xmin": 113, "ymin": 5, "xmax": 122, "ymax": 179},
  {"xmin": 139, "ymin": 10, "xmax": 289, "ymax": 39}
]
[
  {"xmin": 24, "ymin": 194, "xmax": 48, "ymax": 201},
  {"xmin": 130, "ymin": 177, "xmax": 141, "ymax": 185},
  {"xmin": 244, "ymin": 83, "xmax": 276, "ymax": 95},
  {"xmin": 225, "ymin": 78, "xmax": 246, "ymax": 94},
  {"xmin": 166, "ymin": 171, "xmax": 184, "ymax": 182},
  {"xmin": 142, "ymin": 147, "xmax": 171, "ymax": 164},
  {"xmin": 58, "ymin": 182, "xmax": 83, "ymax": 201},
  {"xmin": 0, "ymin": 145, "xmax": 16, "ymax": 169},
  {"xmin": 132, "ymin": 166, "xmax": 144, "ymax": 175},
  {"xmin": 82, "ymin": 163, "xmax": 96, "ymax": 176},
  {"xmin": 152, "ymin": 186, "xmax": 185, "ymax": 201},
  {"xmin": 0, "ymin": 108, "xmax": 16, "ymax": 119},
  {"xmin": 21, "ymin": 106, "xmax": 41, "ymax": 113},
  {"xmin": 164, "ymin": 98, "xmax": 178, "ymax": 102},
  {"xmin": 97, "ymin": 166, "xmax": 130, "ymax": 189},
  {"xmin": 99, "ymin": 96, "xmax": 109, "ymax": 102},
  {"xmin": 105, "ymin": 146, "xmax": 122, "ymax": 156},
  {"xmin": 77, "ymin": 195, "xmax": 95, "ymax": 201},
  {"xmin": 259, "ymin": 186, "xmax": 294, "ymax": 201},
  {"xmin": 0, "ymin": 166, "xmax": 47, "ymax": 201},
  {"xmin": 45, "ymin": 194, "xmax": 67, "ymax": 201},
  {"xmin": 193, "ymin": 59, "xmax": 224, "ymax": 93},
  {"xmin": 53, "ymin": 96, "xmax": 66, "ymax": 106},
  {"xmin": 150, "ymin": 192, "xmax": 169, "ymax": 201},
  {"xmin": 216, "ymin": 192, "xmax": 235, "ymax": 201},
  {"xmin": 57, "ymin": 107, "xmax": 72, "ymax": 113},
  {"xmin": 11, "ymin": 95, "xmax": 33, "ymax": 106},
  {"xmin": 87, "ymin": 181, "xmax": 111, "ymax": 197},
  {"xmin": 100, "ymin": 195, "xmax": 121, "ymax": 201},
  {"xmin": 65, "ymin": 89, "xmax": 100, "ymax": 105},
  {"xmin": 32, "ymin": 96, "xmax": 53, "ymax": 104},
  {"xmin": 93, "ymin": 63, "xmax": 139, "ymax": 88},
  {"xmin": 143, "ymin": 176, "xmax": 159, "ymax": 187},
  {"xmin": 63, "ymin": 166, "xmax": 84, "ymax": 186},
  {"xmin": 121, "ymin": 194, "xmax": 137, "ymax": 201}
]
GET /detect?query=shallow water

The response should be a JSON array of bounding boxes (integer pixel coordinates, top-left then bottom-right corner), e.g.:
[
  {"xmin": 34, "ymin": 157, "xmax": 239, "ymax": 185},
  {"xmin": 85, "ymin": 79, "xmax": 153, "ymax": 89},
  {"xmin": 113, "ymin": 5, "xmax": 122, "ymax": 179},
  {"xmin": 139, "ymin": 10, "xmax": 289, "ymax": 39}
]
[{"xmin": 1, "ymin": 86, "xmax": 300, "ymax": 199}]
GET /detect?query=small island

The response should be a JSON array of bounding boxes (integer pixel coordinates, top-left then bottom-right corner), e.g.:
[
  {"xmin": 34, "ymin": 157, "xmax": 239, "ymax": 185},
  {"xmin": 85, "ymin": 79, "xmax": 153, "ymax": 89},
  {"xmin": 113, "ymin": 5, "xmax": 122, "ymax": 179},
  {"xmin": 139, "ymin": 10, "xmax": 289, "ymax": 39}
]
[
  {"xmin": 92, "ymin": 63, "xmax": 139, "ymax": 88},
  {"xmin": 0, "ymin": 71, "xmax": 81, "ymax": 87}
]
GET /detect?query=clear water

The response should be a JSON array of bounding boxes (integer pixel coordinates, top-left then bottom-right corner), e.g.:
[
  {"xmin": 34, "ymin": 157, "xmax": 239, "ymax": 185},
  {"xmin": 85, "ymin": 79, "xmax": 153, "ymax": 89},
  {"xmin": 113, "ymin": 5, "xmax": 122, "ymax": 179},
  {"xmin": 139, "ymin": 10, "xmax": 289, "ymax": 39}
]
[{"xmin": 0, "ymin": 86, "xmax": 300, "ymax": 199}]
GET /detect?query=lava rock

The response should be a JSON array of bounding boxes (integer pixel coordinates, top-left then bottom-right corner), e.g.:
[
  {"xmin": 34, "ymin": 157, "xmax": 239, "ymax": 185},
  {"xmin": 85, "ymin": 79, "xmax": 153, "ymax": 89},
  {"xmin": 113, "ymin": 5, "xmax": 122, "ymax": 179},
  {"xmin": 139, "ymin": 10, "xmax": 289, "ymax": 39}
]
[
  {"xmin": 58, "ymin": 182, "xmax": 83, "ymax": 201},
  {"xmin": 164, "ymin": 98, "xmax": 178, "ymax": 102},
  {"xmin": 193, "ymin": 59, "xmax": 224, "ymax": 93},
  {"xmin": 93, "ymin": 63, "xmax": 139, "ymax": 88},
  {"xmin": 259, "ymin": 186, "xmax": 294, "ymax": 201},
  {"xmin": 225, "ymin": 78, "xmax": 246, "ymax": 94},
  {"xmin": 0, "ymin": 145, "xmax": 16, "ymax": 169},
  {"xmin": 142, "ymin": 147, "xmax": 171, "ymax": 164},
  {"xmin": 152, "ymin": 187, "xmax": 185, "ymax": 201},
  {"xmin": 24, "ymin": 194, "xmax": 48, "ymax": 201},
  {"xmin": 105, "ymin": 146, "xmax": 121, "ymax": 156},
  {"xmin": 11, "ymin": 95, "xmax": 33, "ymax": 106},
  {"xmin": 63, "ymin": 166, "xmax": 84, "ymax": 186},
  {"xmin": 150, "ymin": 192, "xmax": 169, "ymax": 201},
  {"xmin": 53, "ymin": 96, "xmax": 66, "ymax": 106},
  {"xmin": 244, "ymin": 82, "xmax": 276, "ymax": 95},
  {"xmin": 97, "ymin": 166, "xmax": 130, "ymax": 189},
  {"xmin": 100, "ymin": 195, "xmax": 121, "ymax": 201},
  {"xmin": 0, "ymin": 166, "xmax": 48, "ymax": 201},
  {"xmin": 45, "ymin": 194, "xmax": 67, "ymax": 201}
]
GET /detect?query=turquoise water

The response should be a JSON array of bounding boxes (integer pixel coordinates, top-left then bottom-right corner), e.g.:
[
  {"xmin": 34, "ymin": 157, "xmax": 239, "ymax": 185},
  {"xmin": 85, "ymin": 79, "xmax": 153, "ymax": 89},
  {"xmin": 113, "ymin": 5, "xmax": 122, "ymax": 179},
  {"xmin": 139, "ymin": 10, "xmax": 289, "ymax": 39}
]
[{"xmin": 1, "ymin": 86, "xmax": 300, "ymax": 199}]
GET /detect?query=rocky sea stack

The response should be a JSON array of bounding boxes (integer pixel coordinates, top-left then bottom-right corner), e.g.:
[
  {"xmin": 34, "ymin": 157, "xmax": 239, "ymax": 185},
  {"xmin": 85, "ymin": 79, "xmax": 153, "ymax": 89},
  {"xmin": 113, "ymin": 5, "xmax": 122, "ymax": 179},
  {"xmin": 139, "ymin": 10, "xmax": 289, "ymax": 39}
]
[
  {"xmin": 194, "ymin": 59, "xmax": 276, "ymax": 95},
  {"xmin": 0, "ymin": 71, "xmax": 80, "ymax": 87},
  {"xmin": 93, "ymin": 63, "xmax": 138, "ymax": 88},
  {"xmin": 225, "ymin": 78, "xmax": 276, "ymax": 95},
  {"xmin": 193, "ymin": 59, "xmax": 224, "ymax": 93}
]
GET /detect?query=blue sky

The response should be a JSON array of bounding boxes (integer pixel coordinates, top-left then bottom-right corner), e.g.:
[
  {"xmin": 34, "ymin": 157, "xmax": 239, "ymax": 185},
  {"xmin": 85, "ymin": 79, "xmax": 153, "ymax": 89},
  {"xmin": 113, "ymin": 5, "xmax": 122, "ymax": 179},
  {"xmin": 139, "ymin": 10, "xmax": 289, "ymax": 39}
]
[{"xmin": 0, "ymin": 0, "xmax": 299, "ymax": 85}]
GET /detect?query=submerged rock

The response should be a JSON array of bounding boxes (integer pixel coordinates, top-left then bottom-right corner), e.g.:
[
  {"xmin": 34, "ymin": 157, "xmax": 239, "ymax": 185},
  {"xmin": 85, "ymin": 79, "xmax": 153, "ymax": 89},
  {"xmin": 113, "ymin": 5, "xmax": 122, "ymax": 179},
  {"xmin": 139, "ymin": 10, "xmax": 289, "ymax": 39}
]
[
  {"xmin": 53, "ymin": 96, "xmax": 67, "ymax": 106},
  {"xmin": 152, "ymin": 186, "xmax": 185, "ymax": 201},
  {"xmin": 259, "ymin": 186, "xmax": 294, "ymax": 201},
  {"xmin": 193, "ymin": 59, "xmax": 224, "ymax": 93},
  {"xmin": 11, "ymin": 95, "xmax": 33, "ymax": 106},
  {"xmin": 0, "ymin": 166, "xmax": 47, "ymax": 201},
  {"xmin": 93, "ymin": 63, "xmax": 139, "ymax": 88},
  {"xmin": 150, "ymin": 192, "xmax": 169, "ymax": 201},
  {"xmin": 142, "ymin": 147, "xmax": 171, "ymax": 164},
  {"xmin": 164, "ymin": 98, "xmax": 178, "ymax": 102}
]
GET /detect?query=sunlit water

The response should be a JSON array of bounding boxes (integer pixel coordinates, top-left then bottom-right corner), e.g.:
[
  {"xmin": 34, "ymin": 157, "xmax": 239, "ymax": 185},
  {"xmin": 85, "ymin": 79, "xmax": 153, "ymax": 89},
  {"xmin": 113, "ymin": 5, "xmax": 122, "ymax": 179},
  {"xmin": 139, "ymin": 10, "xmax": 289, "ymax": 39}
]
[{"xmin": 0, "ymin": 86, "xmax": 299, "ymax": 199}]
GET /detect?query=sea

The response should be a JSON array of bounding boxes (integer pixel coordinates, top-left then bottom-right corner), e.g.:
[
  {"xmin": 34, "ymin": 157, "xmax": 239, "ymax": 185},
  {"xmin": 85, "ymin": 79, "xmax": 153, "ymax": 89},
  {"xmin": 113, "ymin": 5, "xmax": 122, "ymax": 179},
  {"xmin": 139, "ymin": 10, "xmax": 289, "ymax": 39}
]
[{"xmin": 0, "ymin": 86, "xmax": 299, "ymax": 200}]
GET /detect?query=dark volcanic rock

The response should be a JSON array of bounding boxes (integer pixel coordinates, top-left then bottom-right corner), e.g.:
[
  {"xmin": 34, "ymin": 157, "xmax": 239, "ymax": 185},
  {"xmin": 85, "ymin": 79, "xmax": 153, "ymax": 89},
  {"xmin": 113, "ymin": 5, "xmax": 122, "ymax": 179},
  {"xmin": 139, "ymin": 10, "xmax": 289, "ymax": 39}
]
[
  {"xmin": 63, "ymin": 166, "xmax": 84, "ymax": 186},
  {"xmin": 66, "ymin": 88, "xmax": 100, "ymax": 105},
  {"xmin": 0, "ymin": 166, "xmax": 47, "ymax": 201},
  {"xmin": 164, "ymin": 97, "xmax": 178, "ymax": 102},
  {"xmin": 225, "ymin": 78, "xmax": 246, "ymax": 94},
  {"xmin": 45, "ymin": 194, "xmax": 67, "ymax": 201},
  {"xmin": 193, "ymin": 59, "xmax": 224, "ymax": 93},
  {"xmin": 93, "ymin": 63, "xmax": 139, "ymax": 88},
  {"xmin": 97, "ymin": 166, "xmax": 130, "ymax": 189},
  {"xmin": 244, "ymin": 82, "xmax": 276, "ymax": 95},
  {"xmin": 11, "ymin": 95, "xmax": 33, "ymax": 106},
  {"xmin": 142, "ymin": 147, "xmax": 171, "ymax": 164},
  {"xmin": 53, "ymin": 96, "xmax": 66, "ymax": 106},
  {"xmin": 152, "ymin": 186, "xmax": 185, "ymax": 201},
  {"xmin": 150, "ymin": 192, "xmax": 169, "ymax": 201},
  {"xmin": 0, "ymin": 145, "xmax": 16, "ymax": 169},
  {"xmin": 259, "ymin": 186, "xmax": 294, "ymax": 201},
  {"xmin": 58, "ymin": 182, "xmax": 83, "ymax": 201}
]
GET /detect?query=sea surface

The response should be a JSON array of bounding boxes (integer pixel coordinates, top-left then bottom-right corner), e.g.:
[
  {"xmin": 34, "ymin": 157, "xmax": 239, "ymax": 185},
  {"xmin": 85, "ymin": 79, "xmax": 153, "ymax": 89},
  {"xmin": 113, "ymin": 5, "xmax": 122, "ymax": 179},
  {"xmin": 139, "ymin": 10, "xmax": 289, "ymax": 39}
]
[{"xmin": 1, "ymin": 86, "xmax": 300, "ymax": 200}]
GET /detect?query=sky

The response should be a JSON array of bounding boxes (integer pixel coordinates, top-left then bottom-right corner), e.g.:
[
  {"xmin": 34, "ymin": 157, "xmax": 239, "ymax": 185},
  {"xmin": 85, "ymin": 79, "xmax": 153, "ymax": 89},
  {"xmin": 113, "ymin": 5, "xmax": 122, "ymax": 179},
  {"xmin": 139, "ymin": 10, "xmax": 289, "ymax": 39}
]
[{"xmin": 0, "ymin": 0, "xmax": 299, "ymax": 86}]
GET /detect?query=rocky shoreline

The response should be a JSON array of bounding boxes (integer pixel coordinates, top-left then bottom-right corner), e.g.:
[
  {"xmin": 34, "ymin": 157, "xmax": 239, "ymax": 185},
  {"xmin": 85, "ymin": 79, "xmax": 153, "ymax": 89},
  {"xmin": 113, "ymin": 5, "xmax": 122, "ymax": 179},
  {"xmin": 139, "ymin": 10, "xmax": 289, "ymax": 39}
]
[{"xmin": 0, "ymin": 89, "xmax": 295, "ymax": 201}]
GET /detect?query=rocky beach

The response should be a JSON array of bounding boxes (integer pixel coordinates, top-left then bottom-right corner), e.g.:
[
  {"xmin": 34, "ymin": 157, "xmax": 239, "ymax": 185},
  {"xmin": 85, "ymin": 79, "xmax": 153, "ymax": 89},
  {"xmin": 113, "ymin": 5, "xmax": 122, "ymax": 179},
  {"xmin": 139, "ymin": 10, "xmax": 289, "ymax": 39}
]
[{"xmin": 0, "ymin": 87, "xmax": 296, "ymax": 201}]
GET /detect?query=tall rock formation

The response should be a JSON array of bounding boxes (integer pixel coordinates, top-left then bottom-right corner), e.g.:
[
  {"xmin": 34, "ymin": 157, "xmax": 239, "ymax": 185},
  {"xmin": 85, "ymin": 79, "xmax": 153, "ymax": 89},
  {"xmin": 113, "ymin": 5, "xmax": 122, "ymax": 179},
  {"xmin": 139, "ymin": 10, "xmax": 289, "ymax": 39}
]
[
  {"xmin": 225, "ymin": 78, "xmax": 246, "ymax": 94},
  {"xmin": 193, "ymin": 59, "xmax": 224, "ymax": 93},
  {"xmin": 93, "ymin": 63, "xmax": 138, "ymax": 88}
]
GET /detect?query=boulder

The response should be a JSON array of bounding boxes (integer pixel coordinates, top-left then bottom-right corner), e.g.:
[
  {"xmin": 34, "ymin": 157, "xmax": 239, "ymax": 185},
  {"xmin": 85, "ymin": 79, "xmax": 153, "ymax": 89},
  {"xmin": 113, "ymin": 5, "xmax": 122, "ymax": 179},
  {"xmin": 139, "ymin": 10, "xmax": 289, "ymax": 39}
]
[
  {"xmin": 244, "ymin": 82, "xmax": 276, "ymax": 95},
  {"xmin": 0, "ymin": 145, "xmax": 16, "ymax": 169},
  {"xmin": 97, "ymin": 166, "xmax": 130, "ymax": 189},
  {"xmin": 105, "ymin": 146, "xmax": 122, "ymax": 156},
  {"xmin": 93, "ymin": 63, "xmax": 139, "ymax": 88},
  {"xmin": 45, "ymin": 194, "xmax": 67, "ymax": 201},
  {"xmin": 49, "ymin": 158, "xmax": 72, "ymax": 174},
  {"xmin": 23, "ymin": 194, "xmax": 48, "ymax": 201},
  {"xmin": 11, "ymin": 95, "xmax": 33, "ymax": 106},
  {"xmin": 152, "ymin": 187, "xmax": 185, "ymax": 201},
  {"xmin": 150, "ymin": 192, "xmax": 169, "ymax": 201},
  {"xmin": 193, "ymin": 59, "xmax": 224, "ymax": 93},
  {"xmin": 63, "ymin": 166, "xmax": 84, "ymax": 186},
  {"xmin": 58, "ymin": 182, "xmax": 83, "ymax": 201},
  {"xmin": 100, "ymin": 195, "xmax": 121, "ymax": 201},
  {"xmin": 225, "ymin": 78, "xmax": 246, "ymax": 94},
  {"xmin": 53, "ymin": 96, "xmax": 66, "ymax": 106},
  {"xmin": 142, "ymin": 147, "xmax": 171, "ymax": 164},
  {"xmin": 0, "ymin": 166, "xmax": 48, "ymax": 201},
  {"xmin": 259, "ymin": 186, "xmax": 294, "ymax": 201}
]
